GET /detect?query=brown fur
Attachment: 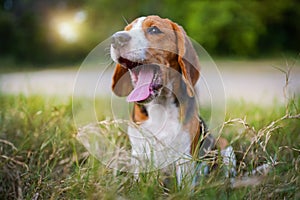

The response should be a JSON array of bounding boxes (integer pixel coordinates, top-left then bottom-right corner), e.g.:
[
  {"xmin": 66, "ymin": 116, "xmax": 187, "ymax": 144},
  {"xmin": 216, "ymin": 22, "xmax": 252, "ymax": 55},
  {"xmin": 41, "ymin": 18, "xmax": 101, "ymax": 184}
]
[{"xmin": 111, "ymin": 16, "xmax": 200, "ymax": 98}]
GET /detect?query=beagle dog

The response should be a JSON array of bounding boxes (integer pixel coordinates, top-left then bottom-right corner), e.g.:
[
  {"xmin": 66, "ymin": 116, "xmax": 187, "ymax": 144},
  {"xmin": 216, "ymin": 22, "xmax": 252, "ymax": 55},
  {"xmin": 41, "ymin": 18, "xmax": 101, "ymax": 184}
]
[{"xmin": 110, "ymin": 16, "xmax": 235, "ymax": 187}]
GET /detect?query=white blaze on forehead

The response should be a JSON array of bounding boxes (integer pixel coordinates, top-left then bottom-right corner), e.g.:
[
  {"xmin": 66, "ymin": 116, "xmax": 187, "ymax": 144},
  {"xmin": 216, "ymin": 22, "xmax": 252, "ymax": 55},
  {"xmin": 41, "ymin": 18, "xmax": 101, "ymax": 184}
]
[
  {"xmin": 131, "ymin": 16, "xmax": 146, "ymax": 29},
  {"xmin": 126, "ymin": 16, "xmax": 148, "ymax": 61}
]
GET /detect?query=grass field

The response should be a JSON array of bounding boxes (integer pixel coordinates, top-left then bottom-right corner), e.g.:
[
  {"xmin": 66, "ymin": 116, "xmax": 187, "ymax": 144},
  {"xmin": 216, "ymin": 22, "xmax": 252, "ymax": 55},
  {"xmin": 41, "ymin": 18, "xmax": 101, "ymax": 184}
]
[{"xmin": 0, "ymin": 93, "xmax": 299, "ymax": 199}]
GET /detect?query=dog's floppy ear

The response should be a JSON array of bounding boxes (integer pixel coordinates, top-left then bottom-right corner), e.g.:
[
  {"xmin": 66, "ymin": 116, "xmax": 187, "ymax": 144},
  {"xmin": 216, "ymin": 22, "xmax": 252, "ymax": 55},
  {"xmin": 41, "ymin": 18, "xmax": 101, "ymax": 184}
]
[
  {"xmin": 112, "ymin": 64, "xmax": 133, "ymax": 96},
  {"xmin": 171, "ymin": 22, "xmax": 200, "ymax": 97}
]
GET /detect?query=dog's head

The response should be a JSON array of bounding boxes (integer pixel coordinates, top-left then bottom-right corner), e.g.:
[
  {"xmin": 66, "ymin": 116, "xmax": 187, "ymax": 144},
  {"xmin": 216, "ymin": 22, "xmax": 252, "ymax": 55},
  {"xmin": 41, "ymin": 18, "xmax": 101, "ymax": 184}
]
[{"xmin": 111, "ymin": 15, "xmax": 200, "ymax": 103}]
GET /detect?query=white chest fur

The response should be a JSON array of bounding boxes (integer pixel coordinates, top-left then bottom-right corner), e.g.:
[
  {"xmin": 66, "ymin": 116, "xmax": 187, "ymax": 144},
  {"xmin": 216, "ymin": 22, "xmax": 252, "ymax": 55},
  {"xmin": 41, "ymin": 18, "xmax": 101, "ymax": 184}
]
[{"xmin": 128, "ymin": 101, "xmax": 192, "ymax": 170}]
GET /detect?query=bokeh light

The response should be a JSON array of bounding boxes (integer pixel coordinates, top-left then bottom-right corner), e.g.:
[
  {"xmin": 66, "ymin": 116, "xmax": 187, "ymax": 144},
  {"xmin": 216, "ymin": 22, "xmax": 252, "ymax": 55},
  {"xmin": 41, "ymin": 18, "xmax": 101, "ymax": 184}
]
[
  {"xmin": 51, "ymin": 10, "xmax": 86, "ymax": 43},
  {"xmin": 57, "ymin": 21, "xmax": 77, "ymax": 43}
]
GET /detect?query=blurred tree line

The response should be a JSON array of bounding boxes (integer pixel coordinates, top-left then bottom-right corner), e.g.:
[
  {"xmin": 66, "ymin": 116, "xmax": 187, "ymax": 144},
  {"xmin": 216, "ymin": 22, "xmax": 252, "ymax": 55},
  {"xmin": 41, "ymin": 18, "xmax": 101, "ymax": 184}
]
[{"xmin": 0, "ymin": 0, "xmax": 299, "ymax": 65}]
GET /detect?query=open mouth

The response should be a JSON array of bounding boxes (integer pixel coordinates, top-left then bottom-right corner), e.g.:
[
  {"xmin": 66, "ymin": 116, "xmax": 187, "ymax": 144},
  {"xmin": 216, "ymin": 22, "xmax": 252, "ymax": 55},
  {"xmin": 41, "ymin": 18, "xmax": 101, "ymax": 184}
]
[
  {"xmin": 118, "ymin": 57, "xmax": 142, "ymax": 70},
  {"xmin": 118, "ymin": 57, "xmax": 163, "ymax": 103}
]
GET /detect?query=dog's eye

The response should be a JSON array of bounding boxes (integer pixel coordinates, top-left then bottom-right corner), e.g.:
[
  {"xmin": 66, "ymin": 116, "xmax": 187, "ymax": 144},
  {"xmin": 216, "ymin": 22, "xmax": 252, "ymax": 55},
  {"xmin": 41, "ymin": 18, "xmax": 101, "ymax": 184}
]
[{"xmin": 147, "ymin": 26, "xmax": 163, "ymax": 34}]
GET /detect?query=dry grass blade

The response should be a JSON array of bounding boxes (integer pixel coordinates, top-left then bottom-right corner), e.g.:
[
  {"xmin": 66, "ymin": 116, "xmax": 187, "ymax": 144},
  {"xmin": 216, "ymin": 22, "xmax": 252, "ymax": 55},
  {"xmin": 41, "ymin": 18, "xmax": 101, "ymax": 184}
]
[
  {"xmin": 0, "ymin": 155, "xmax": 29, "ymax": 171},
  {"xmin": 0, "ymin": 139, "xmax": 18, "ymax": 151}
]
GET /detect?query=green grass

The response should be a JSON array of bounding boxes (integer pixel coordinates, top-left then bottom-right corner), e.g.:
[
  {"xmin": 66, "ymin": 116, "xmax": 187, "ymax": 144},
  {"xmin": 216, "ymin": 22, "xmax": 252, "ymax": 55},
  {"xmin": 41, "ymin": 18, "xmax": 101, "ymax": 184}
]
[{"xmin": 0, "ymin": 94, "xmax": 299, "ymax": 199}]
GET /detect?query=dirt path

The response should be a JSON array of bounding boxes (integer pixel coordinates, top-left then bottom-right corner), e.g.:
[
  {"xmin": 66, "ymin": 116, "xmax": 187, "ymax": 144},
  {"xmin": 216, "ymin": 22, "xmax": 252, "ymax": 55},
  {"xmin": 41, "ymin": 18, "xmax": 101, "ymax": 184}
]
[{"xmin": 0, "ymin": 60, "xmax": 299, "ymax": 105}]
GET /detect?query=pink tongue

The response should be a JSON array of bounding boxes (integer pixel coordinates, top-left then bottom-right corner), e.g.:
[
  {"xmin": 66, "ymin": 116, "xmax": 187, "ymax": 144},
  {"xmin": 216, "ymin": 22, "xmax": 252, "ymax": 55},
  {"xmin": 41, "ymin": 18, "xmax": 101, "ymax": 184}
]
[{"xmin": 127, "ymin": 67, "xmax": 154, "ymax": 102}]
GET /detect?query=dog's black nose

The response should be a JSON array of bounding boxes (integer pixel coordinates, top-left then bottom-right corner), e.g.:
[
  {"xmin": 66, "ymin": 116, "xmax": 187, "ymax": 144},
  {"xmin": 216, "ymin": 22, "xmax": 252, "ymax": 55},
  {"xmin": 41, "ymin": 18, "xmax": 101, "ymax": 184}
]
[{"xmin": 111, "ymin": 32, "xmax": 131, "ymax": 49}]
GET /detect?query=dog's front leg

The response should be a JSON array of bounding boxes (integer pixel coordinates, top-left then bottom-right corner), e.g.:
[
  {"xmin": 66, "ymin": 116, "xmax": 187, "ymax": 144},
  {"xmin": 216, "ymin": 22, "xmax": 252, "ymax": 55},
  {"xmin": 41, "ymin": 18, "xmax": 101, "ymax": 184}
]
[
  {"xmin": 175, "ymin": 158, "xmax": 195, "ymax": 189},
  {"xmin": 130, "ymin": 150, "xmax": 140, "ymax": 181}
]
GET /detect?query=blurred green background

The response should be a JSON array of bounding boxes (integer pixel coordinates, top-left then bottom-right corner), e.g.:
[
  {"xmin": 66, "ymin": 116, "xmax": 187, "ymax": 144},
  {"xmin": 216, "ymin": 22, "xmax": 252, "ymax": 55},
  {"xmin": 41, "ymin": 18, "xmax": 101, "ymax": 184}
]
[{"xmin": 0, "ymin": 0, "xmax": 299, "ymax": 66}]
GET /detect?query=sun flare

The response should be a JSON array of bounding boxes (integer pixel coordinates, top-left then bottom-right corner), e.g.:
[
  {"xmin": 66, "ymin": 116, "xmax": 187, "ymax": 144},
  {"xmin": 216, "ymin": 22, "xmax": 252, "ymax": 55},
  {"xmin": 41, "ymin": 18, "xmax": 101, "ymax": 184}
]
[
  {"xmin": 57, "ymin": 22, "xmax": 77, "ymax": 43},
  {"xmin": 51, "ymin": 10, "xmax": 86, "ymax": 43}
]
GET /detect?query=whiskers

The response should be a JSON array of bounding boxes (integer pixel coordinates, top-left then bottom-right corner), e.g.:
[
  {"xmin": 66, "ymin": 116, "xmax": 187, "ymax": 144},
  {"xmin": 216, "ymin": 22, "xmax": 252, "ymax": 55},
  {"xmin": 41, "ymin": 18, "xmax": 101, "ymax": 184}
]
[{"xmin": 104, "ymin": 46, "xmax": 112, "ymax": 58}]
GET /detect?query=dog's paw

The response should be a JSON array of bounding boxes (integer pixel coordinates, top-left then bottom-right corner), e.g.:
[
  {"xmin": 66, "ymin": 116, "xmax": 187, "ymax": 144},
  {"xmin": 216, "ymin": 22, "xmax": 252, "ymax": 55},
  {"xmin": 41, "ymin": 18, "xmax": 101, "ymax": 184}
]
[{"xmin": 221, "ymin": 146, "xmax": 237, "ymax": 177}]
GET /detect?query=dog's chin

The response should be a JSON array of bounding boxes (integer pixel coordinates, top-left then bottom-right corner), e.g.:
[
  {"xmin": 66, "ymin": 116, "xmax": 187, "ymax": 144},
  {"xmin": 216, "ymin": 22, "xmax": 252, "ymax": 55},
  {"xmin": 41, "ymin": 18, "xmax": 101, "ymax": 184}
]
[{"xmin": 136, "ymin": 88, "xmax": 162, "ymax": 104}]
